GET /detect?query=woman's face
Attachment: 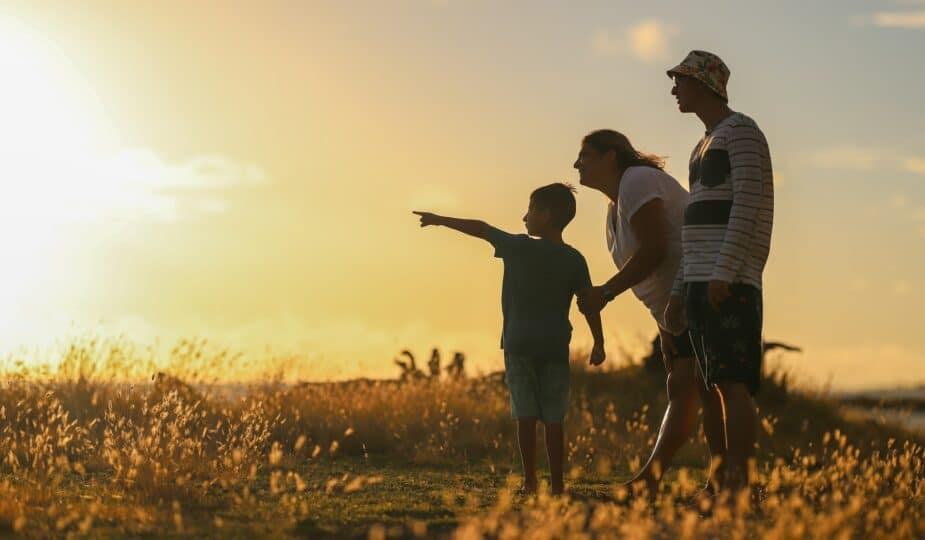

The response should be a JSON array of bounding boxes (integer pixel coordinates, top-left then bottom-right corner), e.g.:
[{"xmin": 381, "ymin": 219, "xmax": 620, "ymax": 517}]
[{"xmin": 574, "ymin": 142, "xmax": 613, "ymax": 190}]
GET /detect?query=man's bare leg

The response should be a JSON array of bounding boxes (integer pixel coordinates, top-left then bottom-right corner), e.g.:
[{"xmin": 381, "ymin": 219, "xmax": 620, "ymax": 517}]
[
  {"xmin": 544, "ymin": 422, "xmax": 565, "ymax": 495},
  {"xmin": 516, "ymin": 417, "xmax": 539, "ymax": 493},
  {"xmin": 716, "ymin": 382, "xmax": 757, "ymax": 494}
]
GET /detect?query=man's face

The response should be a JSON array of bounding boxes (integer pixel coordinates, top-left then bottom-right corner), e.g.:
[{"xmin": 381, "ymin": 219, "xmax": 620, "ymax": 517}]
[
  {"xmin": 670, "ymin": 73, "xmax": 700, "ymax": 113},
  {"xmin": 523, "ymin": 198, "xmax": 551, "ymax": 235},
  {"xmin": 573, "ymin": 142, "xmax": 613, "ymax": 189}
]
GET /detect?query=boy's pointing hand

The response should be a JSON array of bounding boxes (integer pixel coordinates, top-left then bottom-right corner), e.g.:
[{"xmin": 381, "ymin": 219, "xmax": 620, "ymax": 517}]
[{"xmin": 413, "ymin": 211, "xmax": 441, "ymax": 227}]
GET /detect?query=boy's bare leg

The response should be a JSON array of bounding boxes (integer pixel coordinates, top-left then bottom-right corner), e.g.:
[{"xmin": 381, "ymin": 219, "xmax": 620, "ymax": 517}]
[
  {"xmin": 716, "ymin": 382, "xmax": 756, "ymax": 495},
  {"xmin": 626, "ymin": 355, "xmax": 699, "ymax": 497},
  {"xmin": 544, "ymin": 422, "xmax": 565, "ymax": 495},
  {"xmin": 516, "ymin": 417, "xmax": 538, "ymax": 493}
]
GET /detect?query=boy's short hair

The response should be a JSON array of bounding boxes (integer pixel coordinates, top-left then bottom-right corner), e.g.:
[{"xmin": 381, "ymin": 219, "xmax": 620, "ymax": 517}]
[{"xmin": 531, "ymin": 183, "xmax": 577, "ymax": 230}]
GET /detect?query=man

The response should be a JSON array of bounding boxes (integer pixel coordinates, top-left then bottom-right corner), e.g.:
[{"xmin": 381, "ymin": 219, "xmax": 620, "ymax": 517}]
[{"xmin": 664, "ymin": 50, "xmax": 774, "ymax": 494}]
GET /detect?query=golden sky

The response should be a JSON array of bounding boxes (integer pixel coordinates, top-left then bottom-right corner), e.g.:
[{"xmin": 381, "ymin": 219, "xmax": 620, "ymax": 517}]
[{"xmin": 1, "ymin": 2, "xmax": 924, "ymax": 389}]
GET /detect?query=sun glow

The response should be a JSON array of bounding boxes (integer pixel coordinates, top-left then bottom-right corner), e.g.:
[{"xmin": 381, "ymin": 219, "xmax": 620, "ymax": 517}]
[{"xmin": 0, "ymin": 17, "xmax": 117, "ymax": 337}]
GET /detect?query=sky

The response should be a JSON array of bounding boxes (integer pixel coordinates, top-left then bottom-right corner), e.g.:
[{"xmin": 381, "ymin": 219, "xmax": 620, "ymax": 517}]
[{"xmin": 0, "ymin": 1, "xmax": 923, "ymax": 389}]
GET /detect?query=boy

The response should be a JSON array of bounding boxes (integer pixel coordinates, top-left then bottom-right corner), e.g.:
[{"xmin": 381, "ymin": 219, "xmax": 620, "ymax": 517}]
[{"xmin": 414, "ymin": 183, "xmax": 604, "ymax": 495}]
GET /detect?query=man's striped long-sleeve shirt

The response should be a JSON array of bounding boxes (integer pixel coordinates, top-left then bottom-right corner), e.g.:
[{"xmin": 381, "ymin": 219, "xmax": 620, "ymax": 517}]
[{"xmin": 672, "ymin": 112, "xmax": 774, "ymax": 295}]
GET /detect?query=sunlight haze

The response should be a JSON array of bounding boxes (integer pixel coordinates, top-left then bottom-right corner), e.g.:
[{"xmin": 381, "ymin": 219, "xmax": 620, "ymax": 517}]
[{"xmin": 1, "ymin": 1, "xmax": 924, "ymax": 389}]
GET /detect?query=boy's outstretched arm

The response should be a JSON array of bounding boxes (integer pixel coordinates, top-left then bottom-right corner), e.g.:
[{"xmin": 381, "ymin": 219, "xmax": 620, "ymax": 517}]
[
  {"xmin": 413, "ymin": 211, "xmax": 491, "ymax": 240},
  {"xmin": 584, "ymin": 310, "xmax": 606, "ymax": 366}
]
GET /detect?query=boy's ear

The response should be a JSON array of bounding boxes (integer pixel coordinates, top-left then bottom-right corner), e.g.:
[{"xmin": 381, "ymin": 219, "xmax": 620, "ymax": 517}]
[{"xmin": 538, "ymin": 208, "xmax": 554, "ymax": 224}]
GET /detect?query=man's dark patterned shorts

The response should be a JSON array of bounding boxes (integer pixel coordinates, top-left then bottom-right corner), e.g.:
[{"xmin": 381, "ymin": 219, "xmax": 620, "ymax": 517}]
[{"xmin": 684, "ymin": 282, "xmax": 763, "ymax": 395}]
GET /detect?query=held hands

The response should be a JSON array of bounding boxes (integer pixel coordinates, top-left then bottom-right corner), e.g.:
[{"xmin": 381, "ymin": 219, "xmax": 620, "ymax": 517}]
[
  {"xmin": 577, "ymin": 286, "xmax": 609, "ymax": 314},
  {"xmin": 589, "ymin": 341, "xmax": 606, "ymax": 366},
  {"xmin": 412, "ymin": 211, "xmax": 442, "ymax": 227}
]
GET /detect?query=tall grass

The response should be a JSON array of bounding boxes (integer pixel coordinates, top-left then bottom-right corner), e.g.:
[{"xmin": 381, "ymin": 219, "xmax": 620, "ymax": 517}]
[{"xmin": 0, "ymin": 338, "xmax": 921, "ymax": 537}]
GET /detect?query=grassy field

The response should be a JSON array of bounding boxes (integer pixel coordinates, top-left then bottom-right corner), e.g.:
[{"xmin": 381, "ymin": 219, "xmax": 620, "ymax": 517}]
[{"xmin": 1, "ymin": 339, "xmax": 923, "ymax": 538}]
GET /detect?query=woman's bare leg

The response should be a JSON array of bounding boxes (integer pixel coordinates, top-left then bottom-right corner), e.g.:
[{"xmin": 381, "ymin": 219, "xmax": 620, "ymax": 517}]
[
  {"xmin": 698, "ymin": 381, "xmax": 727, "ymax": 492},
  {"xmin": 625, "ymin": 355, "xmax": 699, "ymax": 496}
]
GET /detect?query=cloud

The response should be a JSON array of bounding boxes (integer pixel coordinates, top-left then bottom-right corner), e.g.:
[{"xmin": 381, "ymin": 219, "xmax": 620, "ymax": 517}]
[
  {"xmin": 627, "ymin": 20, "xmax": 678, "ymax": 62},
  {"xmin": 870, "ymin": 10, "xmax": 925, "ymax": 28},
  {"xmin": 106, "ymin": 150, "xmax": 268, "ymax": 191},
  {"xmin": 903, "ymin": 157, "xmax": 925, "ymax": 176},
  {"xmin": 912, "ymin": 206, "xmax": 925, "ymax": 237},
  {"xmin": 892, "ymin": 280, "xmax": 913, "ymax": 296},
  {"xmin": 810, "ymin": 145, "xmax": 880, "ymax": 171},
  {"xmin": 855, "ymin": 3, "xmax": 925, "ymax": 29},
  {"xmin": 866, "ymin": 197, "xmax": 925, "ymax": 237},
  {"xmin": 591, "ymin": 20, "xmax": 678, "ymax": 63},
  {"xmin": 103, "ymin": 151, "xmax": 268, "ymax": 221},
  {"xmin": 0, "ymin": 148, "xmax": 269, "ymax": 224},
  {"xmin": 811, "ymin": 146, "xmax": 925, "ymax": 178}
]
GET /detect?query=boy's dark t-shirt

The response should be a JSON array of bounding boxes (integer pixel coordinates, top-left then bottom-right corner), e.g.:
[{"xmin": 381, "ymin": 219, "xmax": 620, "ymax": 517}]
[{"xmin": 487, "ymin": 227, "xmax": 592, "ymax": 360}]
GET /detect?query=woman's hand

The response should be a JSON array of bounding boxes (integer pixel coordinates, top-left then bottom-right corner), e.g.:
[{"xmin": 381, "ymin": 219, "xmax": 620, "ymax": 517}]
[{"xmin": 577, "ymin": 286, "xmax": 609, "ymax": 314}]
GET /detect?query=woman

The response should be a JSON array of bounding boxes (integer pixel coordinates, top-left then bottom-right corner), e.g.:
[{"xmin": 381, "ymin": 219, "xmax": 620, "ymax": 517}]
[{"xmin": 574, "ymin": 129, "xmax": 725, "ymax": 496}]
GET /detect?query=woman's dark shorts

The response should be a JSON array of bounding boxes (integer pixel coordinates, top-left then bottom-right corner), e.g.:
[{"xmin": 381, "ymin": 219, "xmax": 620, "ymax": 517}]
[
  {"xmin": 684, "ymin": 282, "xmax": 763, "ymax": 395},
  {"xmin": 664, "ymin": 328, "xmax": 695, "ymax": 360}
]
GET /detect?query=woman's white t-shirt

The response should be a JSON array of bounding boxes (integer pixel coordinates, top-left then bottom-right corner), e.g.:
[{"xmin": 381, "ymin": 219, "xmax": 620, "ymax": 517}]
[{"xmin": 605, "ymin": 166, "xmax": 688, "ymax": 333}]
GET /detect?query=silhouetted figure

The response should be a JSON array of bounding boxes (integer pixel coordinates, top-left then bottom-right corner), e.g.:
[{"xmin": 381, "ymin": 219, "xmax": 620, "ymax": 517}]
[
  {"xmin": 414, "ymin": 185, "xmax": 604, "ymax": 496},
  {"xmin": 446, "ymin": 352, "xmax": 466, "ymax": 379},
  {"xmin": 665, "ymin": 49, "xmax": 775, "ymax": 495},
  {"xmin": 394, "ymin": 350, "xmax": 425, "ymax": 381},
  {"xmin": 428, "ymin": 348, "xmax": 441, "ymax": 378},
  {"xmin": 575, "ymin": 126, "xmax": 715, "ymax": 498}
]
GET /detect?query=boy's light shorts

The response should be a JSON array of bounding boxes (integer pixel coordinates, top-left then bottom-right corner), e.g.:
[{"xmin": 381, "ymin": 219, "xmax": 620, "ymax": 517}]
[{"xmin": 503, "ymin": 352, "xmax": 569, "ymax": 424}]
